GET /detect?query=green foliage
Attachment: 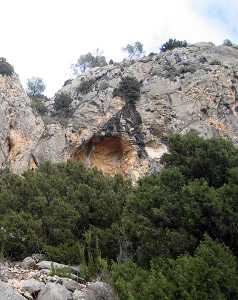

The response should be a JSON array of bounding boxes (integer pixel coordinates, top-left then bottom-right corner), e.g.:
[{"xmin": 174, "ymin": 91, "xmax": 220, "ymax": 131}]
[
  {"xmin": 0, "ymin": 211, "xmax": 42, "ymax": 259},
  {"xmin": 72, "ymin": 50, "xmax": 107, "ymax": 75},
  {"xmin": 50, "ymin": 263, "xmax": 72, "ymax": 279},
  {"xmin": 160, "ymin": 38, "xmax": 188, "ymax": 52},
  {"xmin": 77, "ymin": 79, "xmax": 95, "ymax": 95},
  {"xmin": 78, "ymin": 231, "xmax": 110, "ymax": 281},
  {"xmin": 27, "ymin": 77, "xmax": 46, "ymax": 97},
  {"xmin": 0, "ymin": 59, "xmax": 14, "ymax": 76},
  {"xmin": 161, "ymin": 134, "xmax": 238, "ymax": 187},
  {"xmin": 0, "ymin": 161, "xmax": 129, "ymax": 262},
  {"xmin": 54, "ymin": 93, "xmax": 73, "ymax": 116},
  {"xmin": 123, "ymin": 41, "xmax": 144, "ymax": 59},
  {"xmin": 113, "ymin": 76, "xmax": 142, "ymax": 103},
  {"xmin": 112, "ymin": 237, "xmax": 238, "ymax": 300},
  {"xmin": 31, "ymin": 96, "xmax": 48, "ymax": 115},
  {"xmin": 1, "ymin": 133, "xmax": 238, "ymax": 294}
]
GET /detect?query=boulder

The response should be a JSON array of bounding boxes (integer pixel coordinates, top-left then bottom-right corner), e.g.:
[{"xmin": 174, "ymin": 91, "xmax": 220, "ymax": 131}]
[
  {"xmin": 73, "ymin": 289, "xmax": 90, "ymax": 300},
  {"xmin": 72, "ymin": 281, "xmax": 118, "ymax": 300},
  {"xmin": 87, "ymin": 281, "xmax": 118, "ymax": 300},
  {"xmin": 21, "ymin": 278, "xmax": 45, "ymax": 294},
  {"xmin": 36, "ymin": 261, "xmax": 70, "ymax": 270},
  {"xmin": 22, "ymin": 257, "xmax": 36, "ymax": 269},
  {"xmin": 37, "ymin": 282, "xmax": 72, "ymax": 300},
  {"xmin": 62, "ymin": 278, "xmax": 85, "ymax": 292},
  {"xmin": 0, "ymin": 280, "xmax": 25, "ymax": 300}
]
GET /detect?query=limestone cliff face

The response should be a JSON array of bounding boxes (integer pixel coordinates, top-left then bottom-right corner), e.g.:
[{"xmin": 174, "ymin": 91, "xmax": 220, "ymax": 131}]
[
  {"xmin": 2, "ymin": 42, "xmax": 238, "ymax": 181},
  {"xmin": 0, "ymin": 75, "xmax": 44, "ymax": 173}
]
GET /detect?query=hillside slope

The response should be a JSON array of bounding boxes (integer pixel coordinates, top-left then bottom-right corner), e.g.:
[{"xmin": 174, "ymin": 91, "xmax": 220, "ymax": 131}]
[{"xmin": 1, "ymin": 42, "xmax": 238, "ymax": 181}]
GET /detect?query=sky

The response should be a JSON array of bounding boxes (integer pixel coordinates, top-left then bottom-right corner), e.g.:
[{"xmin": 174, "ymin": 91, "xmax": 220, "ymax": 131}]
[{"xmin": 1, "ymin": 0, "xmax": 238, "ymax": 96}]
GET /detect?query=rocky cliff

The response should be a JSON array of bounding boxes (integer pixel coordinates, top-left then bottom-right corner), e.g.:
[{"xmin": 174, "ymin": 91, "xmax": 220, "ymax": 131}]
[{"xmin": 2, "ymin": 42, "xmax": 238, "ymax": 181}]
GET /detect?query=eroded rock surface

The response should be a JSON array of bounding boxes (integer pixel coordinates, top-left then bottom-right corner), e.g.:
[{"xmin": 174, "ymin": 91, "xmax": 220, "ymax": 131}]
[{"xmin": 2, "ymin": 43, "xmax": 238, "ymax": 181}]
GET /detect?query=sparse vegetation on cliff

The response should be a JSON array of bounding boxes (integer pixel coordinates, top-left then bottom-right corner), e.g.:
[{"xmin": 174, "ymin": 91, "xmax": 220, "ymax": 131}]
[
  {"xmin": 123, "ymin": 41, "xmax": 144, "ymax": 59},
  {"xmin": 54, "ymin": 92, "xmax": 73, "ymax": 116},
  {"xmin": 0, "ymin": 59, "xmax": 14, "ymax": 76},
  {"xmin": 30, "ymin": 96, "xmax": 48, "ymax": 115},
  {"xmin": 113, "ymin": 76, "xmax": 142, "ymax": 103},
  {"xmin": 77, "ymin": 78, "xmax": 95, "ymax": 94},
  {"xmin": 72, "ymin": 50, "xmax": 107, "ymax": 75},
  {"xmin": 160, "ymin": 38, "xmax": 188, "ymax": 52}
]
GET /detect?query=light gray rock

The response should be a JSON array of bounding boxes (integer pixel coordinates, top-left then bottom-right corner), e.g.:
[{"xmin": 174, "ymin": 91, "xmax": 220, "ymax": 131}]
[
  {"xmin": 72, "ymin": 281, "xmax": 118, "ymax": 300},
  {"xmin": 36, "ymin": 261, "xmax": 70, "ymax": 271},
  {"xmin": 87, "ymin": 281, "xmax": 117, "ymax": 300},
  {"xmin": 21, "ymin": 278, "xmax": 45, "ymax": 294},
  {"xmin": 0, "ymin": 280, "xmax": 25, "ymax": 300},
  {"xmin": 73, "ymin": 289, "xmax": 89, "ymax": 300},
  {"xmin": 61, "ymin": 278, "xmax": 85, "ymax": 292},
  {"xmin": 71, "ymin": 265, "xmax": 80, "ymax": 274},
  {"xmin": 2, "ymin": 44, "xmax": 238, "ymax": 182},
  {"xmin": 37, "ymin": 282, "xmax": 72, "ymax": 300},
  {"xmin": 22, "ymin": 257, "xmax": 36, "ymax": 269}
]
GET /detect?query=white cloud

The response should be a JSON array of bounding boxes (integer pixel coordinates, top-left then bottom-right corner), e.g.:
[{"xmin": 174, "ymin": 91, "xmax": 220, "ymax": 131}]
[{"xmin": 0, "ymin": 0, "xmax": 236, "ymax": 95}]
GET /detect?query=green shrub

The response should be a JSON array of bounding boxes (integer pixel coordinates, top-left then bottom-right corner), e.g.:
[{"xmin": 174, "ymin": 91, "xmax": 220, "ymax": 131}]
[
  {"xmin": 77, "ymin": 79, "xmax": 95, "ymax": 95},
  {"xmin": 160, "ymin": 39, "xmax": 188, "ymax": 52},
  {"xmin": 44, "ymin": 243, "xmax": 82, "ymax": 265},
  {"xmin": 112, "ymin": 237, "xmax": 238, "ymax": 300},
  {"xmin": 31, "ymin": 97, "xmax": 48, "ymax": 115},
  {"xmin": 1, "ymin": 133, "xmax": 238, "ymax": 291},
  {"xmin": 0, "ymin": 60, "xmax": 14, "ymax": 76},
  {"xmin": 54, "ymin": 93, "xmax": 73, "ymax": 115},
  {"xmin": 113, "ymin": 76, "xmax": 142, "ymax": 103},
  {"xmin": 223, "ymin": 39, "xmax": 233, "ymax": 46},
  {"xmin": 50, "ymin": 263, "xmax": 72, "ymax": 279}
]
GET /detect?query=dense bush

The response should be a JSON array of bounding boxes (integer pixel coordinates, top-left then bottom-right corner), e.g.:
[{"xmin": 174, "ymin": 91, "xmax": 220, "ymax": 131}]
[
  {"xmin": 113, "ymin": 76, "xmax": 142, "ymax": 103},
  {"xmin": 0, "ymin": 162, "xmax": 130, "ymax": 263},
  {"xmin": 160, "ymin": 38, "xmax": 188, "ymax": 52},
  {"xmin": 112, "ymin": 236, "xmax": 238, "ymax": 299},
  {"xmin": 77, "ymin": 79, "xmax": 95, "ymax": 95},
  {"xmin": 31, "ymin": 96, "xmax": 48, "ymax": 115},
  {"xmin": 1, "ymin": 134, "xmax": 238, "ymax": 296},
  {"xmin": 54, "ymin": 93, "xmax": 73, "ymax": 115},
  {"xmin": 0, "ymin": 60, "xmax": 14, "ymax": 76},
  {"xmin": 223, "ymin": 39, "xmax": 233, "ymax": 46}
]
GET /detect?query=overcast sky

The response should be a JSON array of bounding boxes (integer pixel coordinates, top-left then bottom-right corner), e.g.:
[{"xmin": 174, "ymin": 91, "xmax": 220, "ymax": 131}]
[{"xmin": 1, "ymin": 0, "xmax": 238, "ymax": 96}]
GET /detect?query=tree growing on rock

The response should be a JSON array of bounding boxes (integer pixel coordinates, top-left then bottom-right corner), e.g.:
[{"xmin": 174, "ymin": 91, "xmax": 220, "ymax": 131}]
[
  {"xmin": 113, "ymin": 76, "xmax": 142, "ymax": 103},
  {"xmin": 0, "ymin": 58, "xmax": 14, "ymax": 76},
  {"xmin": 72, "ymin": 49, "xmax": 107, "ymax": 75},
  {"xmin": 160, "ymin": 39, "xmax": 188, "ymax": 52},
  {"xmin": 54, "ymin": 92, "xmax": 73, "ymax": 117},
  {"xmin": 123, "ymin": 41, "xmax": 144, "ymax": 59},
  {"xmin": 27, "ymin": 77, "xmax": 46, "ymax": 97},
  {"xmin": 223, "ymin": 39, "xmax": 233, "ymax": 46}
]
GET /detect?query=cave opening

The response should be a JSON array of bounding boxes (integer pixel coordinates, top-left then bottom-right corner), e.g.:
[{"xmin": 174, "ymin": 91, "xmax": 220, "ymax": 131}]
[{"xmin": 71, "ymin": 136, "xmax": 137, "ymax": 175}]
